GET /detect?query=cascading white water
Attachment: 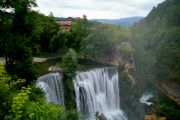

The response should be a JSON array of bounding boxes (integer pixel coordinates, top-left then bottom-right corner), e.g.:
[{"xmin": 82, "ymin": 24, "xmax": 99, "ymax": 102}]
[
  {"xmin": 73, "ymin": 67, "xmax": 127, "ymax": 120},
  {"xmin": 36, "ymin": 73, "xmax": 64, "ymax": 105},
  {"xmin": 139, "ymin": 92, "xmax": 153, "ymax": 106}
]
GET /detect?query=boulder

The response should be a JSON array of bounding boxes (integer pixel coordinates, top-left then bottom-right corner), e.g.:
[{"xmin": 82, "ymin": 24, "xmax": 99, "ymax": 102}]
[{"xmin": 48, "ymin": 66, "xmax": 64, "ymax": 73}]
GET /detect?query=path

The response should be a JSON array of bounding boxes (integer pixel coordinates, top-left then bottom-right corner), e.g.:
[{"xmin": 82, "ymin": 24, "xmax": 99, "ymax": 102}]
[
  {"xmin": 33, "ymin": 56, "xmax": 61, "ymax": 63},
  {"xmin": 0, "ymin": 57, "xmax": 5, "ymax": 65},
  {"xmin": 33, "ymin": 57, "xmax": 48, "ymax": 62}
]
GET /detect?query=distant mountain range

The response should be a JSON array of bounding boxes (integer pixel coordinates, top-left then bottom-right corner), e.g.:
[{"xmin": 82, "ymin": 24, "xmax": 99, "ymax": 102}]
[{"xmin": 91, "ymin": 16, "xmax": 144, "ymax": 27}]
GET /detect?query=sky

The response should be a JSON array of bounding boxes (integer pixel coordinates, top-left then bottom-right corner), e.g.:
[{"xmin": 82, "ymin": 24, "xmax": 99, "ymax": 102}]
[{"xmin": 33, "ymin": 0, "xmax": 165, "ymax": 19}]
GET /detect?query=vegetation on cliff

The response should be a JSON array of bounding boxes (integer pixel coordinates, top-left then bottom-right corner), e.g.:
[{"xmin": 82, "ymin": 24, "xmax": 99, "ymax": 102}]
[
  {"xmin": 130, "ymin": 0, "xmax": 180, "ymax": 119},
  {"xmin": 132, "ymin": 0, "xmax": 180, "ymax": 84}
]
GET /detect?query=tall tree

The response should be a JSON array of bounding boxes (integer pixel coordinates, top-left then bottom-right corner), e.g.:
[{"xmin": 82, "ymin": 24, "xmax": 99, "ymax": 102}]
[
  {"xmin": 67, "ymin": 15, "xmax": 90, "ymax": 52},
  {"xmin": 4, "ymin": 0, "xmax": 38, "ymax": 82}
]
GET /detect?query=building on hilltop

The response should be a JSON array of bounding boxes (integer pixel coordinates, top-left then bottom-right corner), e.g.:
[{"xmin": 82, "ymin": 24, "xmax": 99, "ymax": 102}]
[{"xmin": 55, "ymin": 17, "xmax": 73, "ymax": 31}]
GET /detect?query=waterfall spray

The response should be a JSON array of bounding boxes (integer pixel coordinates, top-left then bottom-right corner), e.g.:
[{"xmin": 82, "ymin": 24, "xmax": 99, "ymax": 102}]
[
  {"xmin": 73, "ymin": 67, "xmax": 127, "ymax": 120},
  {"xmin": 36, "ymin": 73, "xmax": 64, "ymax": 105}
]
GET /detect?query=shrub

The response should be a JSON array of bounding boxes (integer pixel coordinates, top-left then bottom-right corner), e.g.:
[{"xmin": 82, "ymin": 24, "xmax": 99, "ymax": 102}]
[{"xmin": 61, "ymin": 49, "xmax": 78, "ymax": 110}]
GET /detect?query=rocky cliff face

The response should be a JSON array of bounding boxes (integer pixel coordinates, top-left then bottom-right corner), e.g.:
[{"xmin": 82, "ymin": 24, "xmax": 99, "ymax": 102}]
[{"xmin": 156, "ymin": 81, "xmax": 180, "ymax": 105}]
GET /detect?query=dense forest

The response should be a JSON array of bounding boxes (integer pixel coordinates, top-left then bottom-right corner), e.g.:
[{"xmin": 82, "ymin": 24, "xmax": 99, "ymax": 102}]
[
  {"xmin": 130, "ymin": 0, "xmax": 180, "ymax": 119},
  {"xmin": 0, "ymin": 0, "xmax": 180, "ymax": 120},
  {"xmin": 132, "ymin": 0, "xmax": 180, "ymax": 84}
]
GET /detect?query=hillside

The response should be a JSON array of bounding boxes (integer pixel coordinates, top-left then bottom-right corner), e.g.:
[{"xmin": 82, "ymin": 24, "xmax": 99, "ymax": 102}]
[
  {"xmin": 141, "ymin": 0, "xmax": 180, "ymax": 27},
  {"xmin": 133, "ymin": 0, "xmax": 180, "ymax": 83},
  {"xmin": 92, "ymin": 16, "xmax": 144, "ymax": 27},
  {"xmin": 131, "ymin": 0, "xmax": 180, "ymax": 108}
]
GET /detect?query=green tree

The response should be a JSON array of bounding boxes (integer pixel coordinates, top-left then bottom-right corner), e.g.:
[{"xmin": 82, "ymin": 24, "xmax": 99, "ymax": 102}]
[
  {"xmin": 2, "ymin": 0, "xmax": 38, "ymax": 82},
  {"xmin": 61, "ymin": 49, "xmax": 78, "ymax": 110},
  {"xmin": 38, "ymin": 15, "xmax": 59, "ymax": 52},
  {"xmin": 131, "ymin": 0, "xmax": 180, "ymax": 84},
  {"xmin": 67, "ymin": 15, "xmax": 90, "ymax": 52},
  {"xmin": 25, "ymin": 11, "xmax": 60, "ymax": 54},
  {"xmin": 10, "ymin": 87, "xmax": 31, "ymax": 120},
  {"xmin": 62, "ymin": 48, "xmax": 78, "ymax": 79},
  {"xmin": 49, "ymin": 28, "xmax": 68, "ymax": 54},
  {"xmin": 0, "ymin": 66, "xmax": 12, "ymax": 118},
  {"xmin": 0, "ymin": 66, "xmax": 25, "ymax": 119},
  {"xmin": 0, "ymin": 0, "xmax": 13, "ymax": 57},
  {"xmin": 0, "ymin": 67, "xmax": 79, "ymax": 120},
  {"xmin": 83, "ymin": 22, "xmax": 131, "ymax": 57}
]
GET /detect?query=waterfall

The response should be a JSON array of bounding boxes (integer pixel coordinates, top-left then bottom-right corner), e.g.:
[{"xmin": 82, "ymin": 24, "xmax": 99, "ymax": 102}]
[
  {"xmin": 139, "ymin": 92, "xmax": 153, "ymax": 106},
  {"xmin": 36, "ymin": 73, "xmax": 64, "ymax": 105},
  {"xmin": 73, "ymin": 67, "xmax": 127, "ymax": 120}
]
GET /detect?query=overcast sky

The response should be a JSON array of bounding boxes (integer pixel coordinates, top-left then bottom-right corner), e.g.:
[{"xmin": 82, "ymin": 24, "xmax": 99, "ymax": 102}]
[{"xmin": 33, "ymin": 0, "xmax": 165, "ymax": 19}]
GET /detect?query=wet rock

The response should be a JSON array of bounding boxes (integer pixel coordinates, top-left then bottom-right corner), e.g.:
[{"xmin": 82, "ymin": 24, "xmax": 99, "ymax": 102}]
[{"xmin": 48, "ymin": 66, "xmax": 64, "ymax": 73}]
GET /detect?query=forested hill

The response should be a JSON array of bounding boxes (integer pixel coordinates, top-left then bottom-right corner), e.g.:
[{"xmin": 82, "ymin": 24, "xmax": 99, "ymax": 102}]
[
  {"xmin": 92, "ymin": 16, "xmax": 143, "ymax": 27},
  {"xmin": 140, "ymin": 0, "xmax": 180, "ymax": 28},
  {"xmin": 128, "ymin": 1, "xmax": 180, "ymax": 117},
  {"xmin": 132, "ymin": 0, "xmax": 180, "ymax": 84}
]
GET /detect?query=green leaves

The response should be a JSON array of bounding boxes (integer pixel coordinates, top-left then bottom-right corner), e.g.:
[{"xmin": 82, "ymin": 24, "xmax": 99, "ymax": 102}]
[
  {"xmin": 61, "ymin": 49, "xmax": 78, "ymax": 110},
  {"xmin": 67, "ymin": 16, "xmax": 90, "ymax": 52},
  {"xmin": 22, "ymin": 102, "xmax": 64, "ymax": 120},
  {"xmin": 49, "ymin": 28, "xmax": 68, "ymax": 53},
  {"xmin": 118, "ymin": 42, "xmax": 134, "ymax": 54},
  {"xmin": 0, "ymin": 66, "xmax": 11, "ymax": 92},
  {"xmin": 11, "ymin": 87, "xmax": 31, "ymax": 120},
  {"xmin": 131, "ymin": 0, "xmax": 180, "ymax": 84},
  {"xmin": 62, "ymin": 49, "xmax": 78, "ymax": 79},
  {"xmin": 83, "ymin": 23, "xmax": 132, "ymax": 57},
  {"xmin": 155, "ymin": 103, "xmax": 180, "ymax": 120}
]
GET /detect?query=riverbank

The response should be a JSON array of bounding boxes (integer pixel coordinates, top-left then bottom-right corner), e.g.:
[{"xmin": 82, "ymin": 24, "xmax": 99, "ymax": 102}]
[
  {"xmin": 33, "ymin": 56, "xmax": 62, "ymax": 63},
  {"xmin": 35, "ymin": 57, "xmax": 113, "ymax": 76}
]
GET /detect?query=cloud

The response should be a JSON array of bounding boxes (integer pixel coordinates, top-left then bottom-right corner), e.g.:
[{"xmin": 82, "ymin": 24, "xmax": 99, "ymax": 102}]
[{"xmin": 33, "ymin": 0, "xmax": 165, "ymax": 19}]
